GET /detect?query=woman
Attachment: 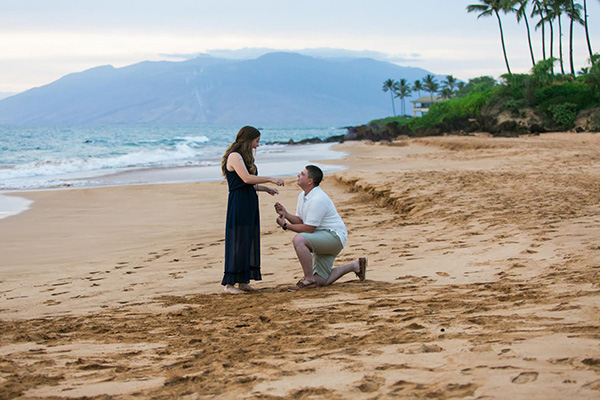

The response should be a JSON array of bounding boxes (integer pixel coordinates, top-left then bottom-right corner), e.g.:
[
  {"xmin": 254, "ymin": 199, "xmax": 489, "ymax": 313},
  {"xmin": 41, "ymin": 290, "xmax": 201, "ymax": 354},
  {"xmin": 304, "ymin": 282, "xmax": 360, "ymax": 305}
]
[{"xmin": 221, "ymin": 126, "xmax": 284, "ymax": 294}]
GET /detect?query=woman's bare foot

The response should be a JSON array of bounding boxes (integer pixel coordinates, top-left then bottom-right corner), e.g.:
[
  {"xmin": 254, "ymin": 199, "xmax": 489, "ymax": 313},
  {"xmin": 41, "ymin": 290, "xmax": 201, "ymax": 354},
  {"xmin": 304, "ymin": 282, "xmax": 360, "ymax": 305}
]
[
  {"xmin": 238, "ymin": 283, "xmax": 255, "ymax": 292},
  {"xmin": 223, "ymin": 284, "xmax": 245, "ymax": 294}
]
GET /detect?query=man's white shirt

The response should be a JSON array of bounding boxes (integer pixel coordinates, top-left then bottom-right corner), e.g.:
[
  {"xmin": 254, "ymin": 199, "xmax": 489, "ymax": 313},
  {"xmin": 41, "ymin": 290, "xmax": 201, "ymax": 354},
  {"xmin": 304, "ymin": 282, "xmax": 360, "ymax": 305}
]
[{"xmin": 295, "ymin": 186, "xmax": 348, "ymax": 246}]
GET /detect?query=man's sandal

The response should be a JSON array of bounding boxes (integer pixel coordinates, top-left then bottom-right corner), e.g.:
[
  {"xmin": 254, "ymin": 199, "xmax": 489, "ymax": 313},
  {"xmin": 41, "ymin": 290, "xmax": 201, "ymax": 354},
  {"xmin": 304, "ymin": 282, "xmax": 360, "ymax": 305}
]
[
  {"xmin": 287, "ymin": 280, "xmax": 316, "ymax": 292},
  {"xmin": 356, "ymin": 257, "xmax": 367, "ymax": 281}
]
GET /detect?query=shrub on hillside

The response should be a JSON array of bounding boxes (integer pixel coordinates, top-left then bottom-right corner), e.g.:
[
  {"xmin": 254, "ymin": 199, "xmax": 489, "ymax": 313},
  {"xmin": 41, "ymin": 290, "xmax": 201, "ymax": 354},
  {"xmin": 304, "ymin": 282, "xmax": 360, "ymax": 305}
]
[
  {"xmin": 536, "ymin": 82, "xmax": 594, "ymax": 112},
  {"xmin": 548, "ymin": 102, "xmax": 578, "ymax": 129},
  {"xmin": 456, "ymin": 76, "xmax": 497, "ymax": 98},
  {"xmin": 408, "ymin": 89, "xmax": 493, "ymax": 131}
]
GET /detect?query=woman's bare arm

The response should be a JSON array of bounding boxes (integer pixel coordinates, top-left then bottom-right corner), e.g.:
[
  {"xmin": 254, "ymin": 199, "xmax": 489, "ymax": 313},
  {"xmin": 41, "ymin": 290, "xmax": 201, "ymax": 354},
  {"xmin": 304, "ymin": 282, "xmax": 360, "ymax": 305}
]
[{"xmin": 228, "ymin": 152, "xmax": 284, "ymax": 186}]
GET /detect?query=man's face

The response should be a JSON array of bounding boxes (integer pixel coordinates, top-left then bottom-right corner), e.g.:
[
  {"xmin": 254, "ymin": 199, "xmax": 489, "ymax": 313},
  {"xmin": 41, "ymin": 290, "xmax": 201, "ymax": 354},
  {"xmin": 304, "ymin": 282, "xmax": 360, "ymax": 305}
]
[{"xmin": 297, "ymin": 168, "xmax": 311, "ymax": 188}]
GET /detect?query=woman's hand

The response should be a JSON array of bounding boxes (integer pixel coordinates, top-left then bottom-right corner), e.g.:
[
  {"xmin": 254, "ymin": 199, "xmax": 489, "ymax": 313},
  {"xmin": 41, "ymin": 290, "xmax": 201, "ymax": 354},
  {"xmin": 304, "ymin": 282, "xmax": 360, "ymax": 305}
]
[
  {"xmin": 265, "ymin": 187, "xmax": 279, "ymax": 196},
  {"xmin": 271, "ymin": 177, "xmax": 285, "ymax": 186}
]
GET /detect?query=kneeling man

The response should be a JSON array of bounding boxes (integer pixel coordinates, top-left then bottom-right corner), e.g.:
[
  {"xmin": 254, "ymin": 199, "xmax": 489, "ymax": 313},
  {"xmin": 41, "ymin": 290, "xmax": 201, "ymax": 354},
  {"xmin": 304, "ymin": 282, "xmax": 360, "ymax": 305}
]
[{"xmin": 275, "ymin": 165, "xmax": 367, "ymax": 291}]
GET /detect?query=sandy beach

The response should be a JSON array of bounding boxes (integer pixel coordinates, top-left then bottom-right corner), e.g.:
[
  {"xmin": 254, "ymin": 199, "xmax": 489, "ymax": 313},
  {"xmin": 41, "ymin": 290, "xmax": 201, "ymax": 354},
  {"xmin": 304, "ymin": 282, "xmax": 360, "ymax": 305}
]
[{"xmin": 1, "ymin": 132, "xmax": 599, "ymax": 399}]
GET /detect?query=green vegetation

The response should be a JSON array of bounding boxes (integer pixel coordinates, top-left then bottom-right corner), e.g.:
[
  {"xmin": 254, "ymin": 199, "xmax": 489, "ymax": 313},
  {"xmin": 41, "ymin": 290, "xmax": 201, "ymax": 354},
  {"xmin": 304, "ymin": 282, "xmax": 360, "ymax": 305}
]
[
  {"xmin": 361, "ymin": 56, "xmax": 600, "ymax": 141},
  {"xmin": 406, "ymin": 89, "xmax": 494, "ymax": 131}
]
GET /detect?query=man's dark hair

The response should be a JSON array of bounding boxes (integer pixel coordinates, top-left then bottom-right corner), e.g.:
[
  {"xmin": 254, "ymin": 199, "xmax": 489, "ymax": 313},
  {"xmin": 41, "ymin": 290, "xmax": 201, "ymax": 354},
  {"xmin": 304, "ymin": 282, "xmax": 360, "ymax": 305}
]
[{"xmin": 305, "ymin": 165, "xmax": 323, "ymax": 186}]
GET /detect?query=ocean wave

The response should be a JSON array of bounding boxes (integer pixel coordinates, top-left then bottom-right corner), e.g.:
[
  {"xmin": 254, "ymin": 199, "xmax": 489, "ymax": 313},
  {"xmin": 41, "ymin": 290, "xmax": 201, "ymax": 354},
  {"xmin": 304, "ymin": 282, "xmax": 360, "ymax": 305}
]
[
  {"xmin": 0, "ymin": 144, "xmax": 217, "ymax": 183},
  {"xmin": 175, "ymin": 135, "xmax": 210, "ymax": 143},
  {"xmin": 0, "ymin": 126, "xmax": 344, "ymax": 190}
]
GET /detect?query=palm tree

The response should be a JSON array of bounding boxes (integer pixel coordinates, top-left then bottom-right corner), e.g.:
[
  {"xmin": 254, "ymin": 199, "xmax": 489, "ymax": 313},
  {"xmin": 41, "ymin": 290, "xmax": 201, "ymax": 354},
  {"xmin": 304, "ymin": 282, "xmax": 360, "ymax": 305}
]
[
  {"xmin": 467, "ymin": 0, "xmax": 512, "ymax": 75},
  {"xmin": 442, "ymin": 75, "xmax": 458, "ymax": 93},
  {"xmin": 531, "ymin": 0, "xmax": 547, "ymax": 60},
  {"xmin": 583, "ymin": 0, "xmax": 594, "ymax": 59},
  {"xmin": 440, "ymin": 88, "xmax": 454, "ymax": 100},
  {"xmin": 382, "ymin": 79, "xmax": 397, "ymax": 116},
  {"xmin": 393, "ymin": 79, "xmax": 412, "ymax": 116},
  {"xmin": 412, "ymin": 80, "xmax": 424, "ymax": 98},
  {"xmin": 565, "ymin": 0, "xmax": 583, "ymax": 75},
  {"xmin": 506, "ymin": 0, "xmax": 537, "ymax": 66},
  {"xmin": 544, "ymin": 0, "xmax": 556, "ymax": 74},
  {"xmin": 422, "ymin": 74, "xmax": 439, "ymax": 102},
  {"xmin": 549, "ymin": 0, "xmax": 568, "ymax": 75},
  {"xmin": 535, "ymin": 0, "xmax": 562, "ymax": 74}
]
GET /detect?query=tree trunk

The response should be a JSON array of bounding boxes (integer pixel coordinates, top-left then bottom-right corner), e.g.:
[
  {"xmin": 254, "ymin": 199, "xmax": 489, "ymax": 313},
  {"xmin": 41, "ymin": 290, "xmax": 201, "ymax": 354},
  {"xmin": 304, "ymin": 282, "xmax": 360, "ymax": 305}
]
[
  {"xmin": 536, "ymin": 1, "xmax": 547, "ymax": 60},
  {"xmin": 558, "ymin": 15, "xmax": 565, "ymax": 75},
  {"xmin": 584, "ymin": 0, "xmax": 594, "ymax": 60},
  {"xmin": 525, "ymin": 14, "xmax": 536, "ymax": 67},
  {"xmin": 495, "ymin": 11, "xmax": 512, "ymax": 75},
  {"xmin": 547, "ymin": 7, "xmax": 555, "ymax": 75},
  {"xmin": 569, "ymin": 0, "xmax": 575, "ymax": 75}
]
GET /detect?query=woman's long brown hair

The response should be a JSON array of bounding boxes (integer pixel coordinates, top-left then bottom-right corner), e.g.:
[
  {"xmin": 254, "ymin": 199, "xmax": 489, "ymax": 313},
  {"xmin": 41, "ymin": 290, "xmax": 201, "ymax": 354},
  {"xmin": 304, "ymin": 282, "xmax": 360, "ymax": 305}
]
[{"xmin": 221, "ymin": 126, "xmax": 260, "ymax": 176}]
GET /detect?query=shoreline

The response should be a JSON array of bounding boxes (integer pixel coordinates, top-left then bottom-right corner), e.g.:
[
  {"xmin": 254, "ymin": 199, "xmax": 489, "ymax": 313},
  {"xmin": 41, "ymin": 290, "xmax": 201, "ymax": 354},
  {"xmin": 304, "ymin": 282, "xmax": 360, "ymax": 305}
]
[
  {"xmin": 0, "ymin": 124, "xmax": 349, "ymax": 192},
  {"xmin": 0, "ymin": 142, "xmax": 347, "ymax": 219}
]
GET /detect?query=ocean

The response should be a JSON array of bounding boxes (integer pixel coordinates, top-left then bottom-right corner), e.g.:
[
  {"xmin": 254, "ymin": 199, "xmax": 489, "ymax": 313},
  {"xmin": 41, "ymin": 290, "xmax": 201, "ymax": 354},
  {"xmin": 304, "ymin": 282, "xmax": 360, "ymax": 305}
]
[
  {"xmin": 0, "ymin": 125, "xmax": 347, "ymax": 218},
  {"xmin": 0, "ymin": 126, "xmax": 345, "ymax": 192}
]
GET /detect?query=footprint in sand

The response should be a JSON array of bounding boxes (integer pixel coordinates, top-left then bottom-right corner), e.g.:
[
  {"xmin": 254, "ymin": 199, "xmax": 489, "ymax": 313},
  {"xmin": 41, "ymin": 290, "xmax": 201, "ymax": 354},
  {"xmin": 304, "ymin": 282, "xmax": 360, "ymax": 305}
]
[
  {"xmin": 520, "ymin": 249, "xmax": 538, "ymax": 254},
  {"xmin": 357, "ymin": 376, "xmax": 384, "ymax": 393},
  {"xmin": 512, "ymin": 371, "xmax": 539, "ymax": 384}
]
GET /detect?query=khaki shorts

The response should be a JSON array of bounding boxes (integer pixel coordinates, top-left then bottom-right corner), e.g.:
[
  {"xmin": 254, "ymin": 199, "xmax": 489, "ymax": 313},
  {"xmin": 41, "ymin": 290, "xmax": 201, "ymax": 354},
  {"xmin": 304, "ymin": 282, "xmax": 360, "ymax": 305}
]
[{"xmin": 299, "ymin": 230, "xmax": 343, "ymax": 279}]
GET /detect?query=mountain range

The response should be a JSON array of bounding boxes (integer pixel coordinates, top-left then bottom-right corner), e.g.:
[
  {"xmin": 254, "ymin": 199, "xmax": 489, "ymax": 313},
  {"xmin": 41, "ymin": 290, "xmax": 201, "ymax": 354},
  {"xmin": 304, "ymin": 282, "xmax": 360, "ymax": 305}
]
[{"xmin": 0, "ymin": 52, "xmax": 442, "ymax": 127}]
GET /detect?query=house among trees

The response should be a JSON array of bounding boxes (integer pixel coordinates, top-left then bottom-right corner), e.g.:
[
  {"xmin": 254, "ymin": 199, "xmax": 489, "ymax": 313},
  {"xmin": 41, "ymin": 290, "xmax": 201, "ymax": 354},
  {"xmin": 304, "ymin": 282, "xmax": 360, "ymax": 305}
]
[{"xmin": 411, "ymin": 96, "xmax": 443, "ymax": 117}]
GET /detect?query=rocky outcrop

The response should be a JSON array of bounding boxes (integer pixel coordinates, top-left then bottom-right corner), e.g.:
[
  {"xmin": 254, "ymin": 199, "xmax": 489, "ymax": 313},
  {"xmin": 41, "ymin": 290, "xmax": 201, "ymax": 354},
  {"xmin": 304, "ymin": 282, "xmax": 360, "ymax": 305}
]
[
  {"xmin": 344, "ymin": 106, "xmax": 599, "ymax": 142},
  {"xmin": 273, "ymin": 105, "xmax": 599, "ymax": 146},
  {"xmin": 574, "ymin": 108, "xmax": 600, "ymax": 132}
]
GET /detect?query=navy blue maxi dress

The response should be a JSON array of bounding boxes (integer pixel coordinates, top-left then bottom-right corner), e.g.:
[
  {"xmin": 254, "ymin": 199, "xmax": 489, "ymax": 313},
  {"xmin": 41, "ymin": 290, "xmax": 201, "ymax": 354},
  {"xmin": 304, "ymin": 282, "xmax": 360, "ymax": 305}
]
[{"xmin": 221, "ymin": 167, "xmax": 261, "ymax": 285}]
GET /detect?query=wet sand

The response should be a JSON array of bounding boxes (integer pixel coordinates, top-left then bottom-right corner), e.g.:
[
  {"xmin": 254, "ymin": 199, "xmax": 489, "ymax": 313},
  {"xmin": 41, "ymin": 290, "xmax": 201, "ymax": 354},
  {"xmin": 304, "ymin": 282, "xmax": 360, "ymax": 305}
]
[{"xmin": 1, "ymin": 133, "xmax": 599, "ymax": 398}]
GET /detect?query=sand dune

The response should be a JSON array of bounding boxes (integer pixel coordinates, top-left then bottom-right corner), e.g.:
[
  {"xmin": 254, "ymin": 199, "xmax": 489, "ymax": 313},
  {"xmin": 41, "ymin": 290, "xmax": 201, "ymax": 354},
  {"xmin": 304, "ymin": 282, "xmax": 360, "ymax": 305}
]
[{"xmin": 1, "ymin": 133, "xmax": 599, "ymax": 399}]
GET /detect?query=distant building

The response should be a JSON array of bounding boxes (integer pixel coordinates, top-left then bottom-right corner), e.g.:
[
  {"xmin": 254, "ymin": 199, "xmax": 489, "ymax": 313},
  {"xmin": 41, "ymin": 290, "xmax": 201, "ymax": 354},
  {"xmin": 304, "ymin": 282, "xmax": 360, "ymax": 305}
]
[{"xmin": 411, "ymin": 96, "xmax": 443, "ymax": 117}]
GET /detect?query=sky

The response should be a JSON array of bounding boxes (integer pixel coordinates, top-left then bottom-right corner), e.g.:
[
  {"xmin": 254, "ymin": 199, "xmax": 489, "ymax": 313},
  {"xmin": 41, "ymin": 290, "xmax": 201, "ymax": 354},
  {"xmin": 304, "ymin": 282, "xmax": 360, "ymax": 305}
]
[{"xmin": 1, "ymin": 0, "xmax": 599, "ymax": 94}]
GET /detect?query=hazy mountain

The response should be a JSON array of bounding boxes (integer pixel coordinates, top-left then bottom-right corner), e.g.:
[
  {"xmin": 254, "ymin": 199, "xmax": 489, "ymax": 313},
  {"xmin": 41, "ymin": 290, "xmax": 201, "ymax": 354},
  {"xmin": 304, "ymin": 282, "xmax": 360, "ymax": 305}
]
[
  {"xmin": 0, "ymin": 52, "xmax": 442, "ymax": 127},
  {"xmin": 0, "ymin": 92, "xmax": 16, "ymax": 101}
]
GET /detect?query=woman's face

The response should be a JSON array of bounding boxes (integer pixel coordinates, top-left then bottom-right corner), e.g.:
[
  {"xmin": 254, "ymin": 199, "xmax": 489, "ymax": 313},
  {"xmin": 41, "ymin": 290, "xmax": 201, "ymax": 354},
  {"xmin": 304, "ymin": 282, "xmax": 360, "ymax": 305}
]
[{"xmin": 252, "ymin": 136, "xmax": 260, "ymax": 149}]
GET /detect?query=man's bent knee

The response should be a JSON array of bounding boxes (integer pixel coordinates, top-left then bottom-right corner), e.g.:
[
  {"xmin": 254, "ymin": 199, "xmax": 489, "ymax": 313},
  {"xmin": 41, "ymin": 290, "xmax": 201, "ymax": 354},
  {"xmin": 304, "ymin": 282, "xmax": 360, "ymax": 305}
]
[{"xmin": 293, "ymin": 234, "xmax": 312, "ymax": 251}]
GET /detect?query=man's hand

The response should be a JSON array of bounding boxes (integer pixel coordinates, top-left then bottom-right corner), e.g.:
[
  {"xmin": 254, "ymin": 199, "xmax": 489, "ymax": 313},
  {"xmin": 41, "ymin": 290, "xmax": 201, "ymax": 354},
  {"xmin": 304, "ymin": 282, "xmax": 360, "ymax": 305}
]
[
  {"xmin": 274, "ymin": 202, "xmax": 287, "ymax": 216},
  {"xmin": 276, "ymin": 214, "xmax": 286, "ymax": 227}
]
